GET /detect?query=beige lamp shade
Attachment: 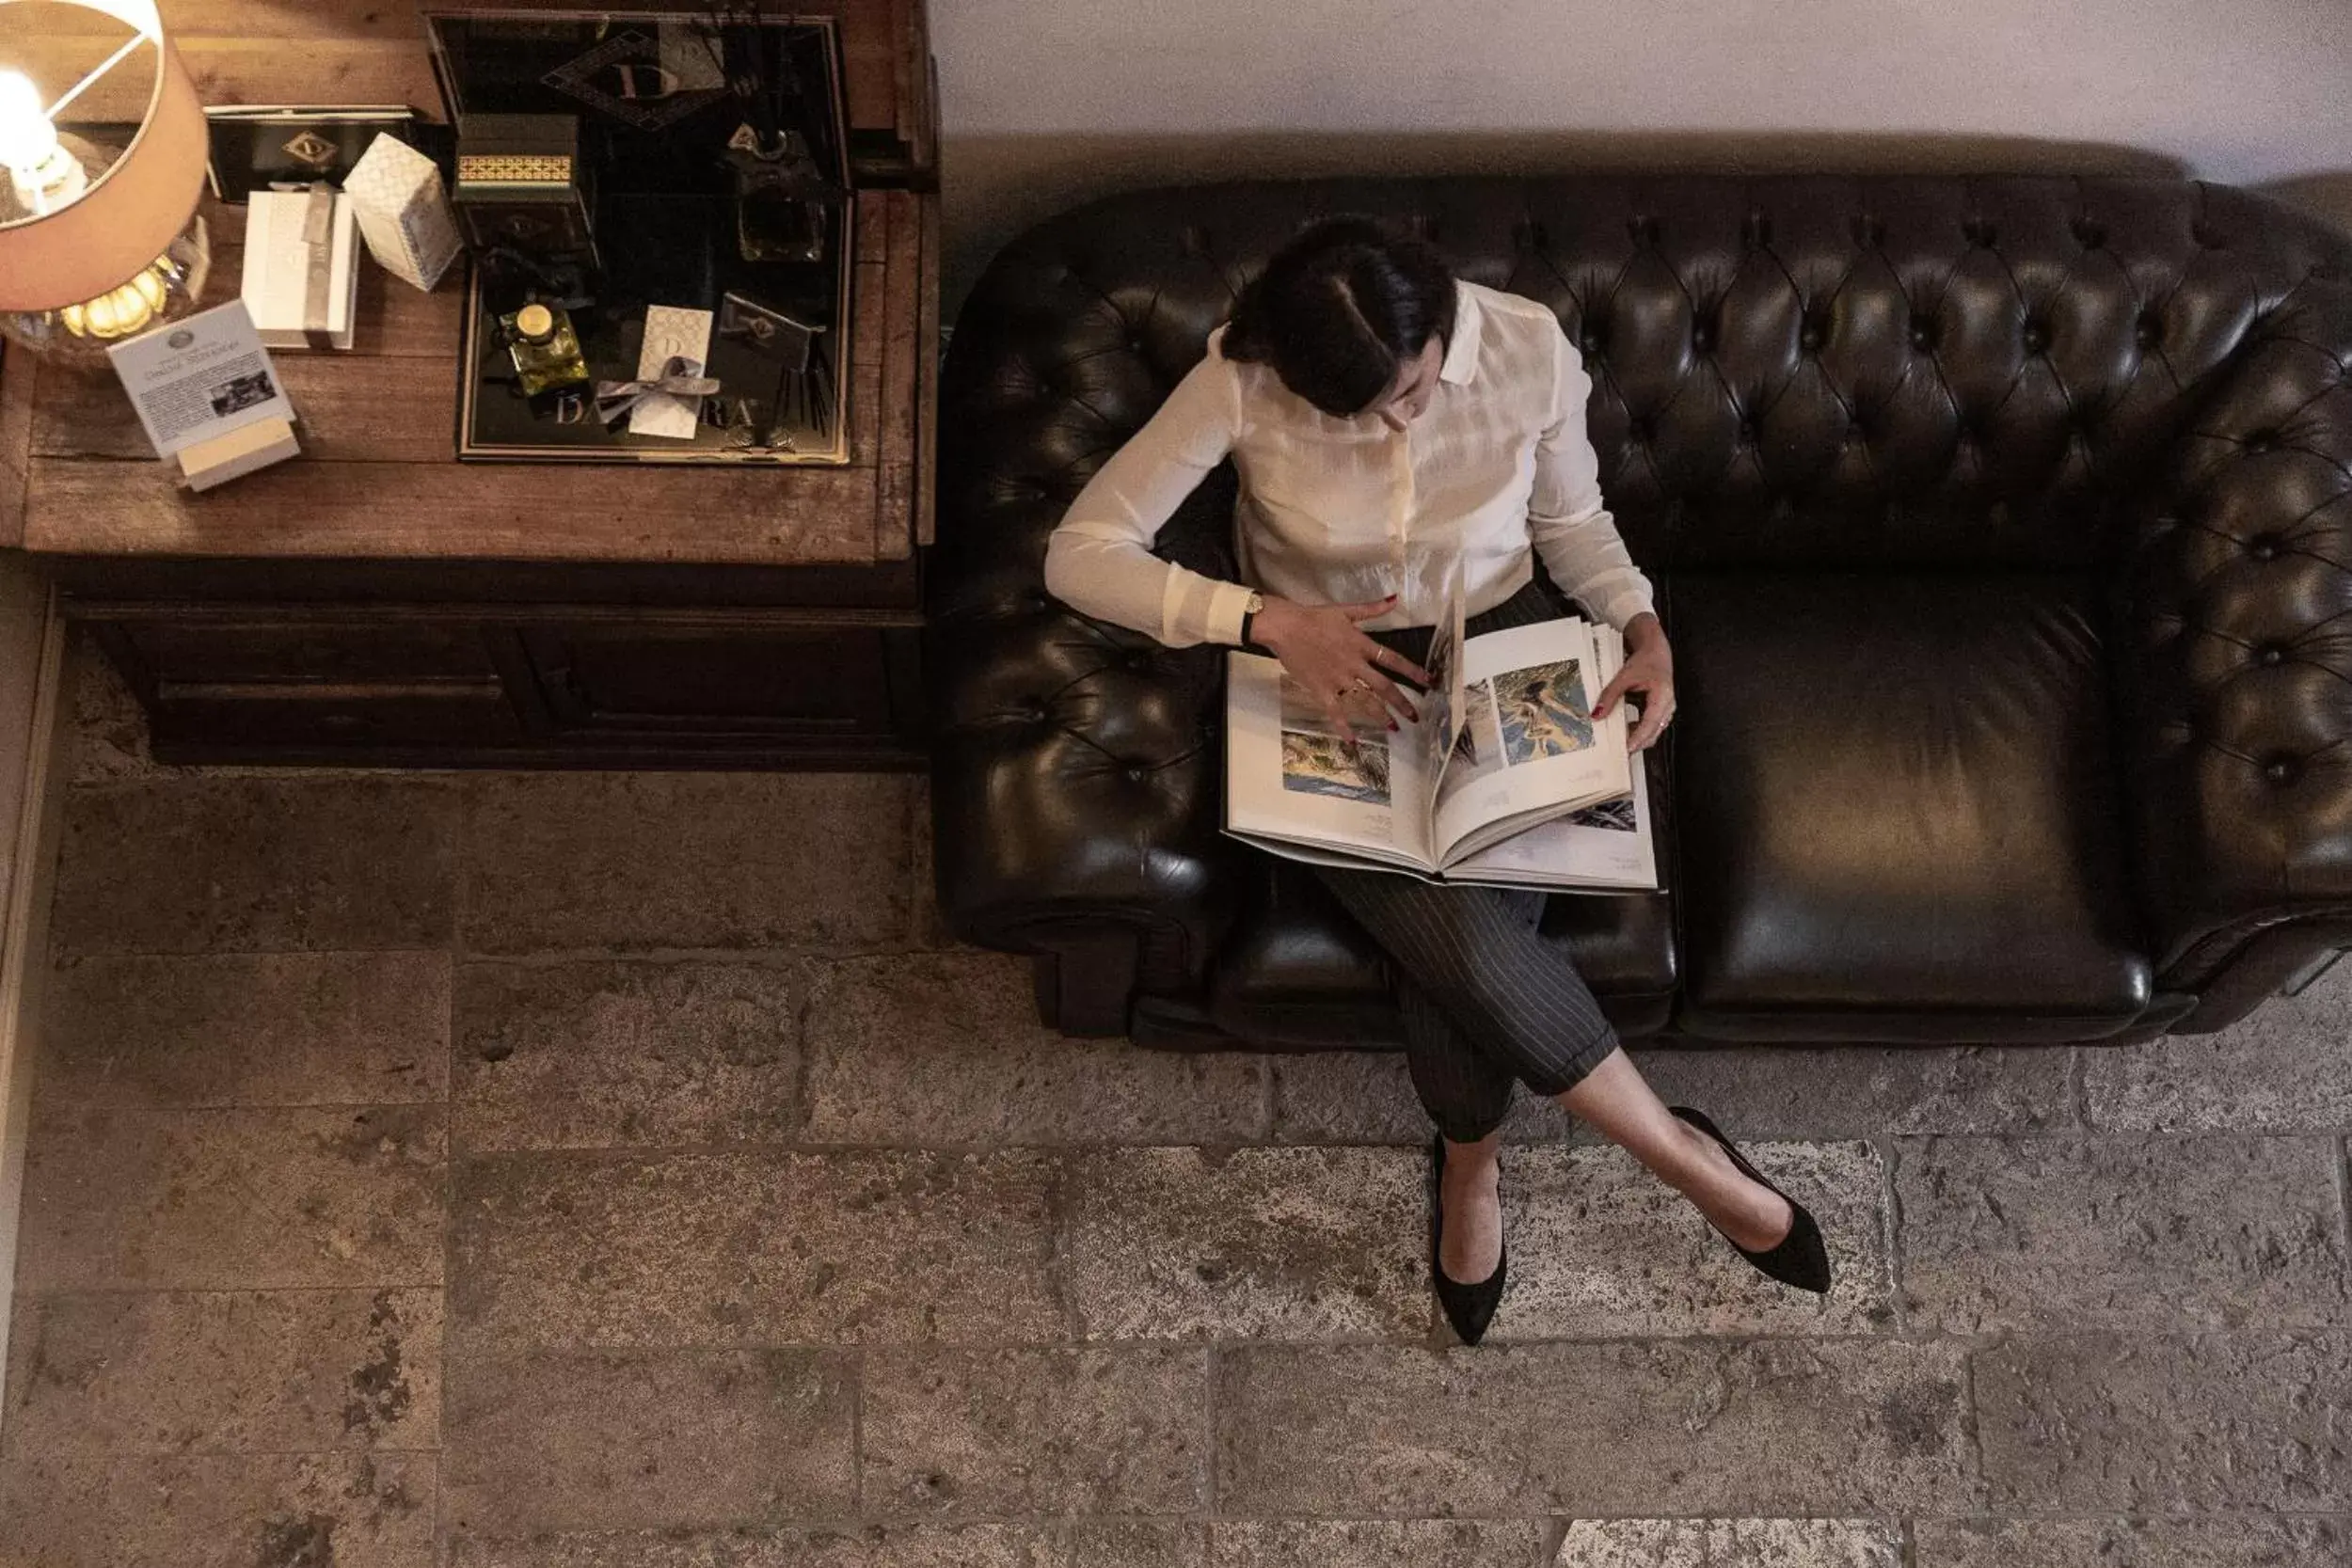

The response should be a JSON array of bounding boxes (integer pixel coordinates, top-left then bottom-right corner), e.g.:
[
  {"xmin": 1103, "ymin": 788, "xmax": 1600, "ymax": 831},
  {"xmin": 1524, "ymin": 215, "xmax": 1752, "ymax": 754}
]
[{"xmin": 0, "ymin": 0, "xmax": 208, "ymax": 313}]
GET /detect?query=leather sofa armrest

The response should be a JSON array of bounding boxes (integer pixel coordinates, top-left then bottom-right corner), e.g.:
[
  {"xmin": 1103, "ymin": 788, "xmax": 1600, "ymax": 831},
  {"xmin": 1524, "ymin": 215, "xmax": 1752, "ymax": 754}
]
[
  {"xmin": 926, "ymin": 229, "xmax": 1262, "ymax": 1035},
  {"xmin": 2120, "ymin": 272, "xmax": 2352, "ymax": 1000},
  {"xmin": 928, "ymin": 610, "xmax": 1242, "ymax": 1033}
]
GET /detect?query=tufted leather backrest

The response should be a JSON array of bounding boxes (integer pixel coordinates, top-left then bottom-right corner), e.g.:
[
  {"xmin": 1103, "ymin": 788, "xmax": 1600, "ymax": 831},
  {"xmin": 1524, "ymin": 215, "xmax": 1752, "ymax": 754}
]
[{"xmin": 935, "ymin": 175, "xmax": 2352, "ymax": 592}]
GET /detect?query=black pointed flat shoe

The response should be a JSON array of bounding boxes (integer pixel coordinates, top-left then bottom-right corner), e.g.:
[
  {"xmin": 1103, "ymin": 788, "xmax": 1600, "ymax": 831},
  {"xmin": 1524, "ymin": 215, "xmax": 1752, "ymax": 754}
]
[
  {"xmin": 1669, "ymin": 1106, "xmax": 1834, "ymax": 1294},
  {"xmin": 1430, "ymin": 1135, "xmax": 1507, "ymax": 1345}
]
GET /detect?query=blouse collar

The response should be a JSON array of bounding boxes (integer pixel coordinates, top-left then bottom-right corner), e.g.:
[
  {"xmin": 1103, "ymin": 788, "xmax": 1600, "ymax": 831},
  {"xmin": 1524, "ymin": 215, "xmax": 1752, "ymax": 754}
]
[{"xmin": 1438, "ymin": 280, "xmax": 1483, "ymax": 387}]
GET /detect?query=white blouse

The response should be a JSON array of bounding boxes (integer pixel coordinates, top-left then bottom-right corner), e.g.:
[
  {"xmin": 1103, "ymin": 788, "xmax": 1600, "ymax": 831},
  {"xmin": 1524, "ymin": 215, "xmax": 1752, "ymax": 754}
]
[{"xmin": 1043, "ymin": 279, "xmax": 1656, "ymax": 648}]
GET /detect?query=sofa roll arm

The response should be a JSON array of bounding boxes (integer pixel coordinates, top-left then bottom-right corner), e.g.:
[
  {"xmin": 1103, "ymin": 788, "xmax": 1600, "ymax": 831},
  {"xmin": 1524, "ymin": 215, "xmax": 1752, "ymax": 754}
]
[
  {"xmin": 2122, "ymin": 272, "xmax": 2352, "ymax": 998},
  {"xmin": 928, "ymin": 607, "xmax": 1244, "ymax": 1031}
]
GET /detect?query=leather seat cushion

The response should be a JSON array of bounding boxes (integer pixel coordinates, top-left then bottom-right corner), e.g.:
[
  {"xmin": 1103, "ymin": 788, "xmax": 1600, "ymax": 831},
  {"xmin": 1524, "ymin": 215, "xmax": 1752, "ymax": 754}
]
[
  {"xmin": 1669, "ymin": 571, "xmax": 2153, "ymax": 1041},
  {"xmin": 1209, "ymin": 859, "xmax": 1677, "ymax": 1050}
]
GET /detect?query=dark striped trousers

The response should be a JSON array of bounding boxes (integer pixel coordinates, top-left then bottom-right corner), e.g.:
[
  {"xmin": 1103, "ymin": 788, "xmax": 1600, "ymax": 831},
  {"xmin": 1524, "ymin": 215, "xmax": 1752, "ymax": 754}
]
[{"xmin": 1311, "ymin": 578, "xmax": 1621, "ymax": 1143}]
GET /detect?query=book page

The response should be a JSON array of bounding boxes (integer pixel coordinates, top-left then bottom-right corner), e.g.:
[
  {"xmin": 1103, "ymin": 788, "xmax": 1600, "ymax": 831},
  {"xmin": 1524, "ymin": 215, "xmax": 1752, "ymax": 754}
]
[
  {"xmin": 1452, "ymin": 625, "xmax": 1657, "ymax": 888},
  {"xmin": 1431, "ymin": 617, "xmax": 1629, "ymax": 862},
  {"xmin": 1225, "ymin": 653, "xmax": 1438, "ymax": 868},
  {"xmin": 1417, "ymin": 555, "xmax": 1471, "ymax": 833}
]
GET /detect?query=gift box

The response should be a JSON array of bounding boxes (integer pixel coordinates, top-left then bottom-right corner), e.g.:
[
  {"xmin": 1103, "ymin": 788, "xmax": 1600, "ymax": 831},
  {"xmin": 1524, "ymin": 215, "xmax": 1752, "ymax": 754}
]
[
  {"xmin": 240, "ymin": 188, "xmax": 361, "ymax": 350},
  {"xmin": 344, "ymin": 132, "xmax": 461, "ymax": 292}
]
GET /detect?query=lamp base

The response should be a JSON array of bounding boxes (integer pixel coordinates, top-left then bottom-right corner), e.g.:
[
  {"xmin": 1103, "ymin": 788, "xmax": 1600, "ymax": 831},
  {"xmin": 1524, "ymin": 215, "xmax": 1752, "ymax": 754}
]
[{"xmin": 0, "ymin": 215, "xmax": 211, "ymax": 361}]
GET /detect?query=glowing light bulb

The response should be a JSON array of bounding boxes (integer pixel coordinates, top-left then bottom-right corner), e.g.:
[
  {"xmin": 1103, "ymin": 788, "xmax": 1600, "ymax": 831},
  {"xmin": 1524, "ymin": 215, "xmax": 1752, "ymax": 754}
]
[{"xmin": 0, "ymin": 71, "xmax": 57, "ymax": 175}]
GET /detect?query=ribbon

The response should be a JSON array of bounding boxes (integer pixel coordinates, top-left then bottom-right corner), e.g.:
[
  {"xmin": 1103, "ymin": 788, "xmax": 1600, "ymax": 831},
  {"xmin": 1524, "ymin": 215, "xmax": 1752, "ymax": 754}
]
[
  {"xmin": 594, "ymin": 355, "xmax": 722, "ymax": 427},
  {"xmin": 270, "ymin": 181, "xmax": 340, "ymax": 349}
]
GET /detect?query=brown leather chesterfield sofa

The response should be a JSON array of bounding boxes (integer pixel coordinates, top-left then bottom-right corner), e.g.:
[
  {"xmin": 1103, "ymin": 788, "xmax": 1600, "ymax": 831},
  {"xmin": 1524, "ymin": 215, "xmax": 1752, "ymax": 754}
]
[{"xmin": 928, "ymin": 176, "xmax": 2352, "ymax": 1052}]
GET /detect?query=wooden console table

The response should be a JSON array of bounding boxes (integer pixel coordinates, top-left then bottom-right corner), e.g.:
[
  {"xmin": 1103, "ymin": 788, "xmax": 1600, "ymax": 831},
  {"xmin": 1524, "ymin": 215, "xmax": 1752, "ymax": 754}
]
[{"xmin": 0, "ymin": 1, "xmax": 938, "ymax": 770}]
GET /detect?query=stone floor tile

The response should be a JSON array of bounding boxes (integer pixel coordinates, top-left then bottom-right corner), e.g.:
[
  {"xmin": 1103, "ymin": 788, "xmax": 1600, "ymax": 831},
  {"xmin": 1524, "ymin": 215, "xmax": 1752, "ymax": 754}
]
[
  {"xmin": 2082, "ymin": 966, "xmax": 2352, "ymax": 1131},
  {"xmin": 1265, "ymin": 1053, "xmax": 1573, "ymax": 1146},
  {"xmin": 1623, "ymin": 1044, "xmax": 2073, "ymax": 1137},
  {"xmin": 802, "ymin": 954, "xmax": 1265, "ymax": 1148},
  {"xmin": 16, "ymin": 1105, "xmax": 445, "ymax": 1291},
  {"xmin": 0, "ymin": 1450, "xmax": 434, "ymax": 1568},
  {"xmin": 1492, "ymin": 1142, "xmax": 1892, "ymax": 1339},
  {"xmin": 1550, "ymin": 1519, "xmax": 1901, "ymax": 1567},
  {"xmin": 1062, "ymin": 1521, "xmax": 1208, "ymax": 1568},
  {"xmin": 446, "ymin": 1523, "xmax": 1062, "ymax": 1567},
  {"xmin": 1209, "ymin": 1520, "xmax": 1549, "ymax": 1567},
  {"xmin": 1912, "ymin": 1515, "xmax": 2352, "ymax": 1567},
  {"xmin": 451, "ymin": 1148, "xmax": 1059, "ymax": 1350},
  {"xmin": 460, "ymin": 773, "xmax": 914, "ymax": 954},
  {"xmin": 52, "ymin": 780, "xmax": 456, "ymax": 955},
  {"xmin": 1974, "ymin": 1334, "xmax": 2352, "ymax": 1511},
  {"xmin": 441, "ymin": 1349, "xmax": 853, "ymax": 1535},
  {"xmin": 66, "ymin": 630, "xmax": 167, "ymax": 785},
  {"xmin": 1898, "ymin": 1135, "xmax": 2350, "ymax": 1332},
  {"xmin": 1062, "ymin": 1147, "xmax": 1424, "ymax": 1341},
  {"xmin": 861, "ymin": 1346, "xmax": 1207, "ymax": 1516},
  {"xmin": 1, "ymin": 1288, "xmax": 437, "ymax": 1456},
  {"xmin": 39, "ymin": 953, "xmax": 449, "ymax": 1109},
  {"xmin": 453, "ymin": 960, "xmax": 803, "ymax": 1152},
  {"xmin": 1215, "ymin": 1340, "xmax": 1973, "ymax": 1516},
  {"xmin": 1265, "ymin": 1053, "xmax": 1432, "ymax": 1145}
]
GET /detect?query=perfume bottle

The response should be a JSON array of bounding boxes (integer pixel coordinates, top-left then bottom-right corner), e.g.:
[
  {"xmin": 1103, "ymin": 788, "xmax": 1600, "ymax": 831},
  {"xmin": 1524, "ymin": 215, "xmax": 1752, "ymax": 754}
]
[
  {"xmin": 726, "ymin": 126, "xmax": 831, "ymax": 264},
  {"xmin": 501, "ymin": 302, "xmax": 589, "ymax": 396}
]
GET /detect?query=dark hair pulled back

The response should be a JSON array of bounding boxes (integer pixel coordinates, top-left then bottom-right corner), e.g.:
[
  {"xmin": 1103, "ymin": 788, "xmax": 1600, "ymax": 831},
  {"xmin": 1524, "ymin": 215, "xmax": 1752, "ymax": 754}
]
[{"xmin": 1220, "ymin": 216, "xmax": 1457, "ymax": 418}]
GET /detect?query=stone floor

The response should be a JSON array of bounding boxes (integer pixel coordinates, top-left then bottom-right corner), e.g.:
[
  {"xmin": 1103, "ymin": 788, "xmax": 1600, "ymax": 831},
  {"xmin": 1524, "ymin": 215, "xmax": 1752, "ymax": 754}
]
[{"xmin": 3, "ymin": 642, "xmax": 2351, "ymax": 1567}]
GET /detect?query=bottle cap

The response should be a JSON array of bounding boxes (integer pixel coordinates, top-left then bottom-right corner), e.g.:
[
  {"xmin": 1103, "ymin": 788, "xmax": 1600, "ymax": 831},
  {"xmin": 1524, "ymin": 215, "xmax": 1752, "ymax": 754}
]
[{"xmin": 516, "ymin": 303, "xmax": 553, "ymax": 339}]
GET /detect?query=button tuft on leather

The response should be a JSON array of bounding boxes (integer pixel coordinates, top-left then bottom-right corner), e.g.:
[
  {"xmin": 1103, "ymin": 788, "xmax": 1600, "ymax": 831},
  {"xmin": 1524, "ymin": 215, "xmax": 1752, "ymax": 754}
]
[
  {"xmin": 2265, "ymin": 756, "xmax": 2299, "ymax": 785},
  {"xmin": 2022, "ymin": 320, "xmax": 2050, "ymax": 353},
  {"xmin": 2137, "ymin": 310, "xmax": 2164, "ymax": 348},
  {"xmin": 2258, "ymin": 645, "xmax": 2287, "ymax": 667},
  {"xmin": 1629, "ymin": 417, "xmax": 1657, "ymax": 443},
  {"xmin": 1124, "ymin": 764, "xmax": 1148, "ymax": 783},
  {"xmin": 1629, "ymin": 214, "xmax": 1661, "ymax": 245},
  {"xmin": 1909, "ymin": 314, "xmax": 1938, "ymax": 350},
  {"xmin": 1692, "ymin": 314, "xmax": 1717, "ymax": 353},
  {"xmin": 2072, "ymin": 217, "xmax": 2107, "ymax": 248},
  {"xmin": 2243, "ymin": 428, "xmax": 2278, "ymax": 451},
  {"xmin": 2249, "ymin": 535, "xmax": 2282, "ymax": 562},
  {"xmin": 1738, "ymin": 419, "xmax": 1760, "ymax": 445},
  {"xmin": 1854, "ymin": 214, "xmax": 1888, "ymax": 247},
  {"xmin": 1800, "ymin": 320, "xmax": 1826, "ymax": 352}
]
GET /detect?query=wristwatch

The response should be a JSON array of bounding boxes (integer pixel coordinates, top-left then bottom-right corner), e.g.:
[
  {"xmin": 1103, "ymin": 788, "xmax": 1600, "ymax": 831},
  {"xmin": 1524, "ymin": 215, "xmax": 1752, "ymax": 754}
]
[{"xmin": 1239, "ymin": 590, "xmax": 1266, "ymax": 648}]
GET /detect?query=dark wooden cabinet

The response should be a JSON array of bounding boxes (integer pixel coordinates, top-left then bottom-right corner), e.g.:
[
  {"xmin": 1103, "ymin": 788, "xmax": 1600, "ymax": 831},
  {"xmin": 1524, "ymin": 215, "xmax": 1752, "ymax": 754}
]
[
  {"xmin": 0, "ymin": 3, "xmax": 938, "ymax": 771},
  {"xmin": 72, "ymin": 593, "xmax": 929, "ymax": 768}
]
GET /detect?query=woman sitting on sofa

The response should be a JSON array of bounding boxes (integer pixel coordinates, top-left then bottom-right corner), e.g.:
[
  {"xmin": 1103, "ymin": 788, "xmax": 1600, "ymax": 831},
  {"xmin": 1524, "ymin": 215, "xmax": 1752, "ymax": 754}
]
[{"xmin": 1043, "ymin": 218, "xmax": 1831, "ymax": 1342}]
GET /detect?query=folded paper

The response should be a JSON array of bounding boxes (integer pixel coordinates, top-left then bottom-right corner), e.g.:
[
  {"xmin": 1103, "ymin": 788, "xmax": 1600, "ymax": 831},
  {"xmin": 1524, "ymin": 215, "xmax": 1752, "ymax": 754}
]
[{"xmin": 629, "ymin": 305, "xmax": 715, "ymax": 439}]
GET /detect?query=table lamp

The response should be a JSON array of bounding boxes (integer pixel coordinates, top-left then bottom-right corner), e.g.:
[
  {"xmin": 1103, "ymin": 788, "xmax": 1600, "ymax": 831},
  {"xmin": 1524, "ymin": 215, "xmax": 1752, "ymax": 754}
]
[{"xmin": 0, "ymin": 0, "xmax": 210, "ymax": 359}]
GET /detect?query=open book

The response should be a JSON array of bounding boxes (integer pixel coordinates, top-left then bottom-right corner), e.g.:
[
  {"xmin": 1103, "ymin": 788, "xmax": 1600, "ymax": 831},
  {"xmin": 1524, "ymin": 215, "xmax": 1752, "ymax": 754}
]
[{"xmin": 1223, "ymin": 567, "xmax": 1659, "ymax": 892}]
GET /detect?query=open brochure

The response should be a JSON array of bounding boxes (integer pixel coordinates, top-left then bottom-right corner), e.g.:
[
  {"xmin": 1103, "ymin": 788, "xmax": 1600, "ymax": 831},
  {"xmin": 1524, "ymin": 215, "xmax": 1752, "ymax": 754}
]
[{"xmin": 1223, "ymin": 566, "xmax": 1659, "ymax": 893}]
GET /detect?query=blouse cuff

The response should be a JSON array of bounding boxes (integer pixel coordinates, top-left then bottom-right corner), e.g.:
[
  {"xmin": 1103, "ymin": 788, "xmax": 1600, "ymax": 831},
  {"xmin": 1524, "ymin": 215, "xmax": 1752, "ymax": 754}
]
[
  {"xmin": 1202, "ymin": 579, "xmax": 1259, "ymax": 646},
  {"xmin": 1597, "ymin": 582, "xmax": 1659, "ymax": 633}
]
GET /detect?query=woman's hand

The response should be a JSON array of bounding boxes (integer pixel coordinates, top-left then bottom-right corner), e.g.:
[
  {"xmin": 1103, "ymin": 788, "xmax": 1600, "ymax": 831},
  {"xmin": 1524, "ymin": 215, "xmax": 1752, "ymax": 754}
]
[
  {"xmin": 1594, "ymin": 612, "xmax": 1676, "ymax": 752},
  {"xmin": 1252, "ymin": 594, "xmax": 1435, "ymax": 741}
]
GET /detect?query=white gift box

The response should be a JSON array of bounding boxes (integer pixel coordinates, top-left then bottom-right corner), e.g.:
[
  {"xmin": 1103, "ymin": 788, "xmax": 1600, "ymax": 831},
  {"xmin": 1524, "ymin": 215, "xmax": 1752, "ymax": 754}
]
[
  {"xmin": 344, "ymin": 133, "xmax": 461, "ymax": 293},
  {"xmin": 240, "ymin": 188, "xmax": 360, "ymax": 351}
]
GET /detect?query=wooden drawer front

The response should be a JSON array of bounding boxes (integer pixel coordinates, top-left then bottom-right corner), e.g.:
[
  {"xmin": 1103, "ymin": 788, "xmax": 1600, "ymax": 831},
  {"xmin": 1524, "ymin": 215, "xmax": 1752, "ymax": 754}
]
[
  {"xmin": 114, "ymin": 618, "xmax": 501, "ymax": 686},
  {"xmin": 522, "ymin": 621, "xmax": 920, "ymax": 738},
  {"xmin": 148, "ymin": 684, "xmax": 521, "ymax": 752}
]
